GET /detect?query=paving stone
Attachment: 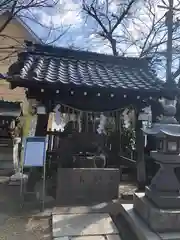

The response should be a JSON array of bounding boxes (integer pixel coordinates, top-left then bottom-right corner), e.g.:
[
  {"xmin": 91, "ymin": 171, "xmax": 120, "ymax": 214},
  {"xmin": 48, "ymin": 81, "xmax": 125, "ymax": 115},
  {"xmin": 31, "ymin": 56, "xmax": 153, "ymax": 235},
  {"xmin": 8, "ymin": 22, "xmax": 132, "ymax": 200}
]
[
  {"xmin": 106, "ymin": 235, "xmax": 122, "ymax": 240},
  {"xmin": 53, "ymin": 201, "xmax": 119, "ymax": 215},
  {"xmin": 54, "ymin": 235, "xmax": 121, "ymax": 240},
  {"xmin": 54, "ymin": 236, "xmax": 105, "ymax": 240},
  {"xmin": 52, "ymin": 213, "xmax": 118, "ymax": 238}
]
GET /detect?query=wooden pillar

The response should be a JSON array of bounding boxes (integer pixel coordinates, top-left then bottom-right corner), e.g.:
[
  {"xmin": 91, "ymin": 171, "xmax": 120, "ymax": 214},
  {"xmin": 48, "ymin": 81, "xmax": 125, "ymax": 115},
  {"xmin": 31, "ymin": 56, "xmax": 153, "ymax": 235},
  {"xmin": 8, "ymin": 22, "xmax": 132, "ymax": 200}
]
[
  {"xmin": 135, "ymin": 109, "xmax": 146, "ymax": 190},
  {"xmin": 145, "ymin": 101, "xmax": 160, "ymax": 183},
  {"xmin": 35, "ymin": 114, "xmax": 49, "ymax": 136},
  {"xmin": 81, "ymin": 112, "xmax": 87, "ymax": 132}
]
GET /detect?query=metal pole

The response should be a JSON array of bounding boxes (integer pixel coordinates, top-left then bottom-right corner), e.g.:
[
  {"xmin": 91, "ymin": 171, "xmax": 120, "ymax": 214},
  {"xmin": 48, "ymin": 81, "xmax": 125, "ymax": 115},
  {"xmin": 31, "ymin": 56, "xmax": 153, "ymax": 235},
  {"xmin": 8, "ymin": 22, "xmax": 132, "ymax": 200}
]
[
  {"xmin": 41, "ymin": 159, "xmax": 46, "ymax": 212},
  {"xmin": 20, "ymin": 148, "xmax": 25, "ymax": 209},
  {"xmin": 41, "ymin": 137, "xmax": 47, "ymax": 212}
]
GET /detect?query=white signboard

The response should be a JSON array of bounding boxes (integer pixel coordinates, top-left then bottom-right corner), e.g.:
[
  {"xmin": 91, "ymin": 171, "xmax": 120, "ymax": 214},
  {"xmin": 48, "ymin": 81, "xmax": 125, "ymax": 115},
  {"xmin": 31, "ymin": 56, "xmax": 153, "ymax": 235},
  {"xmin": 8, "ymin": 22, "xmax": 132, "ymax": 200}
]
[{"xmin": 23, "ymin": 137, "xmax": 46, "ymax": 167}]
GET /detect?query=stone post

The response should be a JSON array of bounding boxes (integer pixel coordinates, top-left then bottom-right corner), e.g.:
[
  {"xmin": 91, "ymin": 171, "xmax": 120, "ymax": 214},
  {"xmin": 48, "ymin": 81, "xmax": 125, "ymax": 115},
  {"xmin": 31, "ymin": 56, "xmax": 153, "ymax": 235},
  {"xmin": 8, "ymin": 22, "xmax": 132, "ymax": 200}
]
[{"xmin": 13, "ymin": 137, "xmax": 21, "ymax": 173}]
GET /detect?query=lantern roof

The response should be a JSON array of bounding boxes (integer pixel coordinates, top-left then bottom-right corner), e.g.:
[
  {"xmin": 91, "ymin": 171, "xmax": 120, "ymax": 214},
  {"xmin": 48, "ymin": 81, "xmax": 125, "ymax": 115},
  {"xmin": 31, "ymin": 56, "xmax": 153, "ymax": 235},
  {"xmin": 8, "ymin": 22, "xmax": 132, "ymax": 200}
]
[
  {"xmin": 143, "ymin": 98, "xmax": 180, "ymax": 137},
  {"xmin": 143, "ymin": 123, "xmax": 180, "ymax": 137}
]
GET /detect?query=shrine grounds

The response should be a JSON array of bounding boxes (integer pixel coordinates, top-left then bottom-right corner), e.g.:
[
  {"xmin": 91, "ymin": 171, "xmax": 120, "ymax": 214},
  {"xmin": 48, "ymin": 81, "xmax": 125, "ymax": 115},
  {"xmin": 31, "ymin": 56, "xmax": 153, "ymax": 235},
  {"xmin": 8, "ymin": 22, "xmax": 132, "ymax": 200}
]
[
  {"xmin": 0, "ymin": 176, "xmax": 136, "ymax": 240},
  {"xmin": 0, "ymin": 178, "xmax": 51, "ymax": 240}
]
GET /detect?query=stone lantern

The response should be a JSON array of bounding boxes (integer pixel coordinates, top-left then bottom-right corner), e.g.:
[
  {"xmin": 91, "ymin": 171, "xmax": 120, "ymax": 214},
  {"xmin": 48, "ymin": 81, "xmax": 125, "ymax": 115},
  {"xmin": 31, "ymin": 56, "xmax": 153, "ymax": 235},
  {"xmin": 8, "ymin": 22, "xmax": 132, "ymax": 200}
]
[
  {"xmin": 120, "ymin": 96, "xmax": 180, "ymax": 237},
  {"xmin": 142, "ymin": 98, "xmax": 180, "ymax": 209}
]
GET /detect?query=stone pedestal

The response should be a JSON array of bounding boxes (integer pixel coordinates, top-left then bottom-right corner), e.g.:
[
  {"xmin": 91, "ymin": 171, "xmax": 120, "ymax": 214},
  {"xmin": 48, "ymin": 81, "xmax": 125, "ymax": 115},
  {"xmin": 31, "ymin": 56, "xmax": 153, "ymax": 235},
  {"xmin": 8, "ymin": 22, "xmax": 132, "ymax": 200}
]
[
  {"xmin": 119, "ymin": 156, "xmax": 180, "ymax": 240},
  {"xmin": 134, "ymin": 193, "xmax": 180, "ymax": 233},
  {"xmin": 119, "ymin": 193, "xmax": 180, "ymax": 240},
  {"xmin": 146, "ymin": 151, "xmax": 180, "ymax": 209},
  {"xmin": 56, "ymin": 168, "xmax": 119, "ymax": 205}
]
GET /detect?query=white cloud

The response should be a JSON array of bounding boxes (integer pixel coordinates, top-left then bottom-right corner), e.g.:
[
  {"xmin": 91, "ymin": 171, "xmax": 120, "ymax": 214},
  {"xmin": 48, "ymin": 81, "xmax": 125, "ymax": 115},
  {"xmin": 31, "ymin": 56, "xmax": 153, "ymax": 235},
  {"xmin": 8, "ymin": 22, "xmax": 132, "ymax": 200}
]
[{"xmin": 34, "ymin": 0, "xmax": 82, "ymax": 27}]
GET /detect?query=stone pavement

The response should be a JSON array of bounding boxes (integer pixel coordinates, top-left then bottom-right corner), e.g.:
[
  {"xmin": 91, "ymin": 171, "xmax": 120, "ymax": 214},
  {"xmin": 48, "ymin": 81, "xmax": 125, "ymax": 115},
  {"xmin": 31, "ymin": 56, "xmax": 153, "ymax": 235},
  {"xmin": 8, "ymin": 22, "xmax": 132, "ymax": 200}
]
[
  {"xmin": 0, "ymin": 177, "xmax": 135, "ymax": 240},
  {"xmin": 52, "ymin": 200, "xmax": 135, "ymax": 240}
]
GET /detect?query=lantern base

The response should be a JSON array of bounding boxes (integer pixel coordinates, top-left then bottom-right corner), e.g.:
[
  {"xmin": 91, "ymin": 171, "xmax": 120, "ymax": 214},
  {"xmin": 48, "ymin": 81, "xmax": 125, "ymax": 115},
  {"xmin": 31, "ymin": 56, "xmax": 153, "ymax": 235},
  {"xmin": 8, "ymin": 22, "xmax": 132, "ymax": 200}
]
[
  {"xmin": 120, "ymin": 202, "xmax": 180, "ymax": 240},
  {"xmin": 134, "ymin": 192, "xmax": 180, "ymax": 233},
  {"xmin": 145, "ymin": 186, "xmax": 180, "ymax": 209}
]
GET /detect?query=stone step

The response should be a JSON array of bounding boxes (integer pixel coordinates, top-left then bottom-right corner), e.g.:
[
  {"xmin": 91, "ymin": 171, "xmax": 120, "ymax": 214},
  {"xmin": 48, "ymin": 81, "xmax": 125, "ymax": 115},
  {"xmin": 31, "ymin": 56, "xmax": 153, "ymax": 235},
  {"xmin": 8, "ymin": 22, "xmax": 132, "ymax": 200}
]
[
  {"xmin": 0, "ymin": 169, "xmax": 13, "ymax": 176},
  {"xmin": 0, "ymin": 160, "xmax": 14, "ymax": 176},
  {"xmin": 0, "ymin": 160, "xmax": 13, "ymax": 169},
  {"xmin": 0, "ymin": 152, "xmax": 13, "ymax": 161}
]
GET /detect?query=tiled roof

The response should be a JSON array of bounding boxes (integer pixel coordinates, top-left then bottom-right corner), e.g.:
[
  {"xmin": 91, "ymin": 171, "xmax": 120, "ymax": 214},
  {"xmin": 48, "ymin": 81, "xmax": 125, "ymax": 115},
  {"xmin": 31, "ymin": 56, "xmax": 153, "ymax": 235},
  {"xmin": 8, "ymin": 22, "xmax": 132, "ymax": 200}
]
[{"xmin": 8, "ymin": 41, "xmax": 164, "ymax": 93}]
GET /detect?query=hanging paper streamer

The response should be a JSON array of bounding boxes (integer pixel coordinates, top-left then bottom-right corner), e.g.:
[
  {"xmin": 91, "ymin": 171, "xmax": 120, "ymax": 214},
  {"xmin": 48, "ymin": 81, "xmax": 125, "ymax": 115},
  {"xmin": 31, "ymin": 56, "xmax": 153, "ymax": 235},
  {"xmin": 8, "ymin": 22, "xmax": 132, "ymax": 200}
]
[
  {"xmin": 78, "ymin": 111, "xmax": 82, "ymax": 132},
  {"xmin": 52, "ymin": 104, "xmax": 62, "ymax": 131},
  {"xmin": 97, "ymin": 113, "xmax": 107, "ymax": 134},
  {"xmin": 53, "ymin": 102, "xmax": 123, "ymax": 134}
]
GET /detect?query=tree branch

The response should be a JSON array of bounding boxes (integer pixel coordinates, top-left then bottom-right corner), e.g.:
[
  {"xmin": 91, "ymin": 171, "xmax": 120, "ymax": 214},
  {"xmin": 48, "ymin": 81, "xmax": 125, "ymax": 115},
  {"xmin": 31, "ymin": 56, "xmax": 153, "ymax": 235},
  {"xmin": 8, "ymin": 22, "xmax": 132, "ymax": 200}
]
[{"xmin": 110, "ymin": 0, "xmax": 135, "ymax": 33}]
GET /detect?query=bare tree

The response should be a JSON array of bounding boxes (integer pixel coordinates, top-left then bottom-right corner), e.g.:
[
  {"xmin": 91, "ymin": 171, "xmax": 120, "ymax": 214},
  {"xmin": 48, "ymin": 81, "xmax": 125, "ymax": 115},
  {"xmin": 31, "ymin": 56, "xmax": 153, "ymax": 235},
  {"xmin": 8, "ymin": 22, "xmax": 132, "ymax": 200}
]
[
  {"xmin": 0, "ymin": 0, "xmax": 58, "ymax": 34},
  {"xmin": 82, "ymin": 0, "xmax": 137, "ymax": 56},
  {"xmin": 82, "ymin": 0, "xmax": 180, "ymax": 81},
  {"xmin": 0, "ymin": 0, "xmax": 70, "ymax": 62}
]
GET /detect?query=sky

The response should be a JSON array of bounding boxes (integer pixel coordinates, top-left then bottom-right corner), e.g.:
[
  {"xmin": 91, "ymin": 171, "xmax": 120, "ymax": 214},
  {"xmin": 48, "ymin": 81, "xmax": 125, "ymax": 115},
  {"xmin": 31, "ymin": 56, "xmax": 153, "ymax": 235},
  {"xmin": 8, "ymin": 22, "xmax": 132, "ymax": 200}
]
[
  {"xmin": 22, "ymin": 0, "xmax": 104, "ymax": 51},
  {"xmin": 18, "ymin": 0, "xmax": 180, "ymax": 81},
  {"xmin": 20, "ymin": 0, "xmax": 157, "ymax": 53}
]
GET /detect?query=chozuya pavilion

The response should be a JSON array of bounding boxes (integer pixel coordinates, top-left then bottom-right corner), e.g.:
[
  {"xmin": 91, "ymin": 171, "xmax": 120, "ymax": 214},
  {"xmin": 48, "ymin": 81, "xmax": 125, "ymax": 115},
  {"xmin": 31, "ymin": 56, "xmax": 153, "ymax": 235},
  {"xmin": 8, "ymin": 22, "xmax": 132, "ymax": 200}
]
[{"xmin": 3, "ymin": 41, "xmax": 179, "ymax": 204}]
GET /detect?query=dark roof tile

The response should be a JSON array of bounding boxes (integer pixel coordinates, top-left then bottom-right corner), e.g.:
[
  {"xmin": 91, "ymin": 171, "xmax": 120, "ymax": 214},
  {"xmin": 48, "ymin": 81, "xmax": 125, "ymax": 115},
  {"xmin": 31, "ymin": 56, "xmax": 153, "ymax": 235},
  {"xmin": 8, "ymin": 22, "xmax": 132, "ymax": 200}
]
[{"xmin": 8, "ymin": 41, "xmax": 164, "ymax": 92}]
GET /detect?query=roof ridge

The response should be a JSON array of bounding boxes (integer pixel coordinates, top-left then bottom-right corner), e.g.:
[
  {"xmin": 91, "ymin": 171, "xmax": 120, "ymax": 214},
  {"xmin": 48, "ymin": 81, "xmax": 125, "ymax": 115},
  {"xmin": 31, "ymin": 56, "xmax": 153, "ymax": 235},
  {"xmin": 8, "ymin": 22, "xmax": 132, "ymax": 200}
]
[{"xmin": 24, "ymin": 41, "xmax": 151, "ymax": 67}]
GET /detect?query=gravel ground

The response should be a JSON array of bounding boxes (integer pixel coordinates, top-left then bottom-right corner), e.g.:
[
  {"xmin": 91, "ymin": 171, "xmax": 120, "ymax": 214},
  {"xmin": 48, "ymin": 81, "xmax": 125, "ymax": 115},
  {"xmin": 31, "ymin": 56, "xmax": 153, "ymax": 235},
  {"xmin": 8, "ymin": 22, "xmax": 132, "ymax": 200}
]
[{"xmin": 0, "ymin": 180, "xmax": 52, "ymax": 240}]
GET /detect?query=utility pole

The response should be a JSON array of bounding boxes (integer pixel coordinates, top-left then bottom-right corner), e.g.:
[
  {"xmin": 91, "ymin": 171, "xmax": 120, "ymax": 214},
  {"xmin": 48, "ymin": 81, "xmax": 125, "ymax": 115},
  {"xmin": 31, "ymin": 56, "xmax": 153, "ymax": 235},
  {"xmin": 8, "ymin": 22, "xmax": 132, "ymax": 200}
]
[
  {"xmin": 166, "ymin": 0, "xmax": 174, "ymax": 84},
  {"xmin": 158, "ymin": 0, "xmax": 178, "ymax": 84}
]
